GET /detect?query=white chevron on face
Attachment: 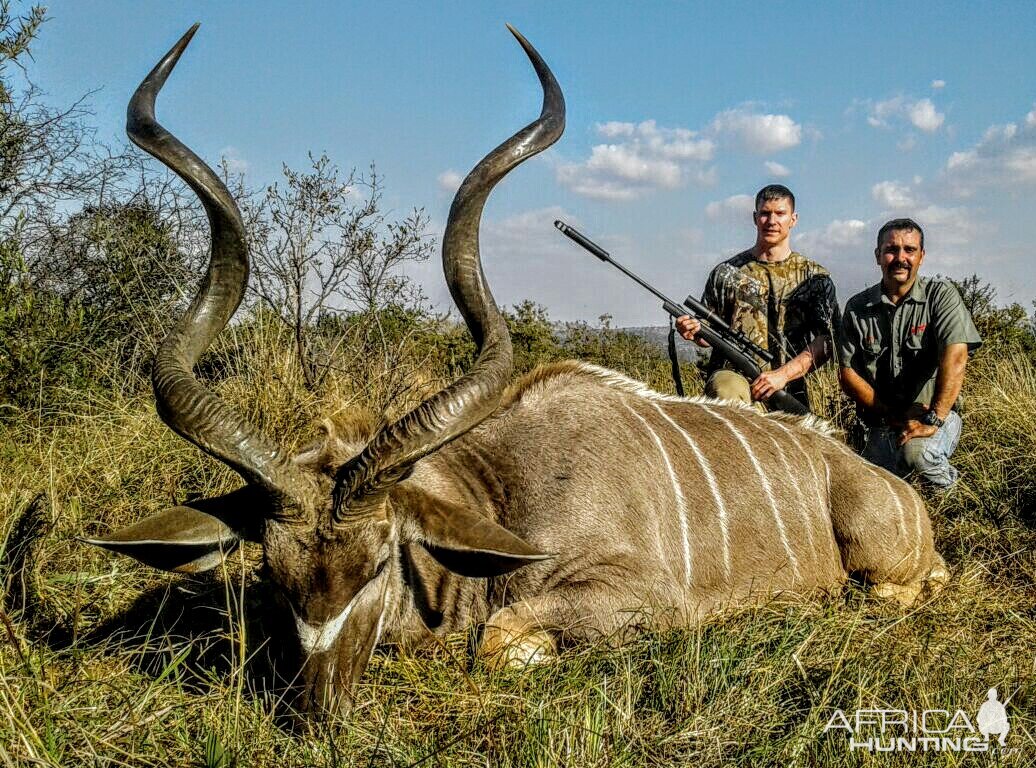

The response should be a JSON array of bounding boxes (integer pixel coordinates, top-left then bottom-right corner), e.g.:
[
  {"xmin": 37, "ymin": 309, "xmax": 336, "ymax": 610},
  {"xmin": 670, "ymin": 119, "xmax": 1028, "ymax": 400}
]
[
  {"xmin": 293, "ymin": 573, "xmax": 386, "ymax": 655},
  {"xmin": 294, "ymin": 597, "xmax": 356, "ymax": 656}
]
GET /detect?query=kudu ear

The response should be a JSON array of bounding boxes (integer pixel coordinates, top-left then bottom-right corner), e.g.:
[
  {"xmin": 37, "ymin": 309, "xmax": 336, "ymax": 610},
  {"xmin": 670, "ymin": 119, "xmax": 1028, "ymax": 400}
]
[
  {"xmin": 83, "ymin": 488, "xmax": 266, "ymax": 574},
  {"xmin": 405, "ymin": 493, "xmax": 552, "ymax": 578}
]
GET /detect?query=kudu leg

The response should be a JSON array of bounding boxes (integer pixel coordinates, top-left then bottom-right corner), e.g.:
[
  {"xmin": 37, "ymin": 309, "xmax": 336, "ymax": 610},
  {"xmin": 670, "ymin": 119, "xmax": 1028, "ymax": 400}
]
[
  {"xmin": 824, "ymin": 444, "xmax": 948, "ymax": 605},
  {"xmin": 479, "ymin": 582, "xmax": 698, "ymax": 669}
]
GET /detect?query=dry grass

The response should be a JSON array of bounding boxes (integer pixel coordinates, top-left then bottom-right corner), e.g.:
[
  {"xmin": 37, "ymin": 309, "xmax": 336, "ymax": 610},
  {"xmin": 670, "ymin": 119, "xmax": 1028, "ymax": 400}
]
[{"xmin": 1, "ymin": 326, "xmax": 1034, "ymax": 766}]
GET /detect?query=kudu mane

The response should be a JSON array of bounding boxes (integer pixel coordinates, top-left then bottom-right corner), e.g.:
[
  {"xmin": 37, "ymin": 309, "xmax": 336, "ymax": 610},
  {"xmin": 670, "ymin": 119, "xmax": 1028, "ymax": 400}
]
[{"xmin": 498, "ymin": 360, "xmax": 837, "ymax": 437}]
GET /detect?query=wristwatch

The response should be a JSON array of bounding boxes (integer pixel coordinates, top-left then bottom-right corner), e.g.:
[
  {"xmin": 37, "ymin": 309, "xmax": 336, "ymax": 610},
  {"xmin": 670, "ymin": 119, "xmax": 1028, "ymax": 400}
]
[{"xmin": 920, "ymin": 409, "xmax": 944, "ymax": 428}]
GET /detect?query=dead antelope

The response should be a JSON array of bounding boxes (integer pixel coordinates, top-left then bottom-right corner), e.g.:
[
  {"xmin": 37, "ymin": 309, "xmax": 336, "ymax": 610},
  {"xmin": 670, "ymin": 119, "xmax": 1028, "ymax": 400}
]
[{"xmin": 87, "ymin": 24, "xmax": 948, "ymax": 717}]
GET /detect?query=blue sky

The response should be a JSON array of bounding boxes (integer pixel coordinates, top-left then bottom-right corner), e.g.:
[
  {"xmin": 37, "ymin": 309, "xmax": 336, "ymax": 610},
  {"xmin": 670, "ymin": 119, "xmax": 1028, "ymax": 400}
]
[{"xmin": 32, "ymin": 1, "xmax": 1036, "ymax": 325}]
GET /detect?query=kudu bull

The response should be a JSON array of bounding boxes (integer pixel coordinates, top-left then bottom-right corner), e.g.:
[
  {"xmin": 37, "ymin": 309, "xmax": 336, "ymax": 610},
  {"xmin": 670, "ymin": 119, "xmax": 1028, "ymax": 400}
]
[{"xmin": 87, "ymin": 24, "xmax": 948, "ymax": 717}]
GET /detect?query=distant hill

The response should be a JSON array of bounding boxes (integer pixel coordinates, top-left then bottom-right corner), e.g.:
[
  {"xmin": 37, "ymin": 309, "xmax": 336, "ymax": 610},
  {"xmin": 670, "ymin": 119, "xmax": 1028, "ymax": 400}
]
[{"xmin": 619, "ymin": 325, "xmax": 702, "ymax": 364}]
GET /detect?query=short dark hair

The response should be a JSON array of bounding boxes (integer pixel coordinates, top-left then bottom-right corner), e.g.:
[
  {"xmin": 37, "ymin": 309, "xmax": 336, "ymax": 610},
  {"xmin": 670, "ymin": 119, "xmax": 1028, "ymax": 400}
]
[
  {"xmin": 876, "ymin": 218, "xmax": 925, "ymax": 251},
  {"xmin": 755, "ymin": 184, "xmax": 795, "ymax": 212}
]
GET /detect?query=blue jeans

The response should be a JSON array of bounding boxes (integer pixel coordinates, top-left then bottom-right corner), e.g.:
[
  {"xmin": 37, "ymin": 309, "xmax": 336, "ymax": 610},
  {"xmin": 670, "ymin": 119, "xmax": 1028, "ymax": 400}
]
[{"xmin": 862, "ymin": 411, "xmax": 963, "ymax": 490}]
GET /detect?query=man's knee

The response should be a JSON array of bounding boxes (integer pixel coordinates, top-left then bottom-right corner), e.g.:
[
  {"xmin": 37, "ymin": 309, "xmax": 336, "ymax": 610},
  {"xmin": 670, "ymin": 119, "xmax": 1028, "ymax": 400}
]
[
  {"xmin": 901, "ymin": 437, "xmax": 928, "ymax": 470},
  {"xmin": 706, "ymin": 370, "xmax": 752, "ymax": 405},
  {"xmin": 862, "ymin": 428, "xmax": 900, "ymax": 474},
  {"xmin": 902, "ymin": 435, "xmax": 958, "ymax": 489}
]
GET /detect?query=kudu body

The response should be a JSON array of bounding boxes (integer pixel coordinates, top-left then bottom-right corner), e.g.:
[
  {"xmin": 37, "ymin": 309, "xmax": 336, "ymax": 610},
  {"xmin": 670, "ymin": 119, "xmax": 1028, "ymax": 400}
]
[{"xmin": 88, "ymin": 25, "xmax": 948, "ymax": 716}]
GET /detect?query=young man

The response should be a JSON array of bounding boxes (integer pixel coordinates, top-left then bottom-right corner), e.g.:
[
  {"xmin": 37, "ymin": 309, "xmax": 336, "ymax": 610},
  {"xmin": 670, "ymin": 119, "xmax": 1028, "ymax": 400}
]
[
  {"xmin": 838, "ymin": 219, "xmax": 981, "ymax": 489},
  {"xmin": 676, "ymin": 184, "xmax": 838, "ymax": 410}
]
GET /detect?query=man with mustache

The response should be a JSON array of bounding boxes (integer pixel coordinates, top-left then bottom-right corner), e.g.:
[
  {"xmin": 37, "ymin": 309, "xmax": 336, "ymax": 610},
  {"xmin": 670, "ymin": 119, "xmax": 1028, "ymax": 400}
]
[
  {"xmin": 838, "ymin": 218, "xmax": 981, "ymax": 489},
  {"xmin": 677, "ymin": 184, "xmax": 839, "ymax": 411}
]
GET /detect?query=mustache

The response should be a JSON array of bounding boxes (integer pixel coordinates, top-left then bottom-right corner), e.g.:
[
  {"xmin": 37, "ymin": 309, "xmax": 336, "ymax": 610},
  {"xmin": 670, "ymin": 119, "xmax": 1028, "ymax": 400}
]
[{"xmin": 887, "ymin": 262, "xmax": 911, "ymax": 271}]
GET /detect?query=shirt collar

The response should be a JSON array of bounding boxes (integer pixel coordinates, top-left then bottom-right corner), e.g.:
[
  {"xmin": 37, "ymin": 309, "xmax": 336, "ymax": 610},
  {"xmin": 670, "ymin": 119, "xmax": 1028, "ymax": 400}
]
[
  {"xmin": 870, "ymin": 275, "xmax": 928, "ymax": 306},
  {"xmin": 752, "ymin": 250, "xmax": 802, "ymax": 266},
  {"xmin": 862, "ymin": 283, "xmax": 884, "ymax": 307},
  {"xmin": 905, "ymin": 275, "xmax": 928, "ymax": 302}
]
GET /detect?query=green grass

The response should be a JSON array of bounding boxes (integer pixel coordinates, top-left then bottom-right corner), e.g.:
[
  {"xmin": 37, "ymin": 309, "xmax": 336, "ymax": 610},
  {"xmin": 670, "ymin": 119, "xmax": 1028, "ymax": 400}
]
[{"xmin": 1, "ymin": 325, "xmax": 1034, "ymax": 766}]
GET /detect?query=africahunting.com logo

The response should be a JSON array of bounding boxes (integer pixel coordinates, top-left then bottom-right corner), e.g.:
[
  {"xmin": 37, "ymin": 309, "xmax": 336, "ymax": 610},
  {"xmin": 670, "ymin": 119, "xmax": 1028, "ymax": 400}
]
[{"xmin": 823, "ymin": 688, "xmax": 1016, "ymax": 754}]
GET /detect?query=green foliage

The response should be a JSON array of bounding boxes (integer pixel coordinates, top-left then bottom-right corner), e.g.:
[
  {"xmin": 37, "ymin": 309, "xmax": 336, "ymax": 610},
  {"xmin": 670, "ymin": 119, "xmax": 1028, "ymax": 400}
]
[
  {"xmin": 950, "ymin": 274, "xmax": 1036, "ymax": 359},
  {"xmin": 247, "ymin": 155, "xmax": 435, "ymax": 391},
  {"xmin": 0, "ymin": 2, "xmax": 45, "ymax": 103},
  {"xmin": 0, "ymin": 203, "xmax": 191, "ymax": 414},
  {"xmin": 40, "ymin": 203, "xmax": 185, "ymax": 329},
  {"xmin": 0, "ymin": 240, "xmax": 96, "ymax": 412},
  {"xmin": 505, "ymin": 300, "xmax": 564, "ymax": 374}
]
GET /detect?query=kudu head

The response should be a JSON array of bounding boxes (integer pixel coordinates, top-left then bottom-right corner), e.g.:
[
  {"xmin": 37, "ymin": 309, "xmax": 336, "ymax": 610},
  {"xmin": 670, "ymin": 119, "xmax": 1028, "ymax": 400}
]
[{"xmin": 85, "ymin": 23, "xmax": 564, "ymax": 717}]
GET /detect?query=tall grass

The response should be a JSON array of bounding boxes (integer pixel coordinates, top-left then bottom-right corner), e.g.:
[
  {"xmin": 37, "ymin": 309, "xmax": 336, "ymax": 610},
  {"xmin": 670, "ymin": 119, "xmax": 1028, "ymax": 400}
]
[{"xmin": 0, "ymin": 317, "xmax": 1033, "ymax": 766}]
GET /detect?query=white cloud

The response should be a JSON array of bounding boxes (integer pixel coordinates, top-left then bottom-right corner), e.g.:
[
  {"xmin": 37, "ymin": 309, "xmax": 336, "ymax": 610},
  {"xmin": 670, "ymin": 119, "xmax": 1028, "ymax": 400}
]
[
  {"xmin": 908, "ymin": 98, "xmax": 945, "ymax": 132},
  {"xmin": 705, "ymin": 194, "xmax": 754, "ymax": 220},
  {"xmin": 710, "ymin": 107, "xmax": 802, "ymax": 154},
  {"xmin": 557, "ymin": 106, "xmax": 803, "ymax": 201},
  {"xmin": 764, "ymin": 160, "xmax": 791, "ymax": 177},
  {"xmin": 797, "ymin": 219, "xmax": 868, "ymax": 252},
  {"xmin": 824, "ymin": 219, "xmax": 868, "ymax": 246},
  {"xmin": 946, "ymin": 150, "xmax": 976, "ymax": 171},
  {"xmin": 867, "ymin": 96, "xmax": 906, "ymax": 129},
  {"xmin": 871, "ymin": 180, "xmax": 916, "ymax": 209},
  {"xmin": 556, "ymin": 119, "xmax": 715, "ymax": 200},
  {"xmin": 944, "ymin": 103, "xmax": 1036, "ymax": 192},
  {"xmin": 483, "ymin": 206, "xmax": 575, "ymax": 246},
  {"xmin": 437, "ymin": 170, "xmax": 463, "ymax": 193},
  {"xmin": 794, "ymin": 218, "xmax": 871, "ymax": 290},
  {"xmin": 931, "ymin": 79, "xmax": 946, "ymax": 90},
  {"xmin": 866, "ymin": 95, "xmax": 944, "ymax": 134},
  {"xmin": 596, "ymin": 121, "xmax": 636, "ymax": 138}
]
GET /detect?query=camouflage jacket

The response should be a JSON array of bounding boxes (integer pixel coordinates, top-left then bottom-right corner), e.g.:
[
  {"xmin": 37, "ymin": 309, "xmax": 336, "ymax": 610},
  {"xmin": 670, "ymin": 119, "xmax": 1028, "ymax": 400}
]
[{"xmin": 701, "ymin": 250, "xmax": 839, "ymax": 387}]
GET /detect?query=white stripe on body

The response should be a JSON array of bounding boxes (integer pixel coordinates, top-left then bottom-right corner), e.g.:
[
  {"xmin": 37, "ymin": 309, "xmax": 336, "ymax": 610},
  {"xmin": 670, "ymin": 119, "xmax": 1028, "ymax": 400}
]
[
  {"xmin": 743, "ymin": 418, "xmax": 818, "ymax": 570},
  {"xmin": 829, "ymin": 441, "xmax": 921, "ymax": 574},
  {"xmin": 768, "ymin": 419, "xmax": 843, "ymax": 568},
  {"xmin": 701, "ymin": 405, "xmax": 801, "ymax": 581},
  {"xmin": 911, "ymin": 495, "xmax": 924, "ymax": 573},
  {"xmin": 651, "ymin": 402, "xmax": 732, "ymax": 580},
  {"xmin": 624, "ymin": 401, "xmax": 693, "ymax": 587}
]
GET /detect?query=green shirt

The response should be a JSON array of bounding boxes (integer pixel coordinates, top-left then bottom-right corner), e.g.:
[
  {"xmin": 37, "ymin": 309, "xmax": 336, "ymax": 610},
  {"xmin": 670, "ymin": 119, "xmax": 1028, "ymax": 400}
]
[{"xmin": 838, "ymin": 276, "xmax": 982, "ymax": 414}]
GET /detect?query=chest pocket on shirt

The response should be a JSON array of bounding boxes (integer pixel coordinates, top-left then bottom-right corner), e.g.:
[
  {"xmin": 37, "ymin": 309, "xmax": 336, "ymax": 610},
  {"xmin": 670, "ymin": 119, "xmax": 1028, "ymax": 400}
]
[
  {"xmin": 863, "ymin": 339, "xmax": 882, "ymax": 357},
  {"xmin": 901, "ymin": 327, "xmax": 931, "ymax": 371},
  {"xmin": 903, "ymin": 328, "xmax": 926, "ymax": 353},
  {"xmin": 860, "ymin": 320, "xmax": 883, "ymax": 358}
]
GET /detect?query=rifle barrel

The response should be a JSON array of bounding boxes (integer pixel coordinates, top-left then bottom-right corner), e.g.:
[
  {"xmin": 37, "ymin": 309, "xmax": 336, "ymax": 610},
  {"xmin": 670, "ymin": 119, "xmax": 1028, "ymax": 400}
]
[
  {"xmin": 554, "ymin": 221, "xmax": 686, "ymax": 316},
  {"xmin": 554, "ymin": 219, "xmax": 808, "ymax": 416}
]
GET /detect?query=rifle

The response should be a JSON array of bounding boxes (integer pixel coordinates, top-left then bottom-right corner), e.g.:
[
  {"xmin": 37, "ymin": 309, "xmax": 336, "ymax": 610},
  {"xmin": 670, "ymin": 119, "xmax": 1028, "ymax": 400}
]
[{"xmin": 554, "ymin": 220, "xmax": 809, "ymax": 416}]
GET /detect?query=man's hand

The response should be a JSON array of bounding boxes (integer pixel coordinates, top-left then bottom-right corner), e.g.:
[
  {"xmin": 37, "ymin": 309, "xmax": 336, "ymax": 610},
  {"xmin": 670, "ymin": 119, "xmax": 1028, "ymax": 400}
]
[
  {"xmin": 750, "ymin": 368, "xmax": 790, "ymax": 401},
  {"xmin": 898, "ymin": 419, "xmax": 937, "ymax": 445},
  {"xmin": 675, "ymin": 315, "xmax": 711, "ymax": 348}
]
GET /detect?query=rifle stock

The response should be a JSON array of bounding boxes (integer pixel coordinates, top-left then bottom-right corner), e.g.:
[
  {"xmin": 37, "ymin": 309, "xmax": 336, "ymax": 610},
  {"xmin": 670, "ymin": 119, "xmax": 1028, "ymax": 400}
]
[{"xmin": 554, "ymin": 220, "xmax": 809, "ymax": 416}]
